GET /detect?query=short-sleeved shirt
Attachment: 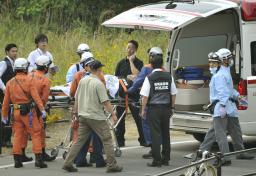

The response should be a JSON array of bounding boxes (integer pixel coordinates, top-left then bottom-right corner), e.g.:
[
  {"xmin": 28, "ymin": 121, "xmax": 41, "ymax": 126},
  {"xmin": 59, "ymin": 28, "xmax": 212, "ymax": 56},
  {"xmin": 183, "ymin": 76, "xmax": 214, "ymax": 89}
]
[
  {"xmin": 140, "ymin": 69, "xmax": 178, "ymax": 97},
  {"xmin": 115, "ymin": 57, "xmax": 143, "ymax": 78},
  {"xmin": 75, "ymin": 74, "xmax": 109, "ymax": 120}
]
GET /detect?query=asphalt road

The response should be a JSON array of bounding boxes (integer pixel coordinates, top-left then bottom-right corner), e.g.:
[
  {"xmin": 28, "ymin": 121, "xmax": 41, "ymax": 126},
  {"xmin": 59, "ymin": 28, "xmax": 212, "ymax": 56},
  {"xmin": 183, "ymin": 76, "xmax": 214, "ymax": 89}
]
[{"xmin": 0, "ymin": 135, "xmax": 256, "ymax": 176}]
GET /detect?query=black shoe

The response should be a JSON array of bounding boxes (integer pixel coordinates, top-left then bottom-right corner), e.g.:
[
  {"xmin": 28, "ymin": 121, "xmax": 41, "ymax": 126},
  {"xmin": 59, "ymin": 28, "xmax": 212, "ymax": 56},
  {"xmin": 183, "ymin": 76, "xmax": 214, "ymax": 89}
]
[
  {"xmin": 21, "ymin": 148, "xmax": 33, "ymax": 162},
  {"xmin": 13, "ymin": 155, "xmax": 23, "ymax": 168},
  {"xmin": 147, "ymin": 161, "xmax": 162, "ymax": 167},
  {"xmin": 161, "ymin": 160, "xmax": 170, "ymax": 166},
  {"xmin": 96, "ymin": 162, "xmax": 106, "ymax": 168},
  {"xmin": 62, "ymin": 165, "xmax": 78, "ymax": 172},
  {"xmin": 35, "ymin": 154, "xmax": 48, "ymax": 168},
  {"xmin": 213, "ymin": 159, "xmax": 231, "ymax": 167},
  {"xmin": 42, "ymin": 152, "xmax": 56, "ymax": 162},
  {"xmin": 76, "ymin": 162, "xmax": 93, "ymax": 167},
  {"xmin": 21, "ymin": 155, "xmax": 33, "ymax": 162},
  {"xmin": 142, "ymin": 150, "xmax": 152, "ymax": 159},
  {"xmin": 236, "ymin": 153, "xmax": 255, "ymax": 160},
  {"xmin": 106, "ymin": 165, "xmax": 123, "ymax": 173},
  {"xmin": 140, "ymin": 142, "xmax": 151, "ymax": 147}
]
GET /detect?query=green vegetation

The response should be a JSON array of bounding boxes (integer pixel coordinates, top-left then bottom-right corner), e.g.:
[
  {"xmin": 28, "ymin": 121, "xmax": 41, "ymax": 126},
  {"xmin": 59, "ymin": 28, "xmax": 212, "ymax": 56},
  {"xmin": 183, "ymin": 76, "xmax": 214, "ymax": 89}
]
[{"xmin": 0, "ymin": 1, "xmax": 169, "ymax": 85}]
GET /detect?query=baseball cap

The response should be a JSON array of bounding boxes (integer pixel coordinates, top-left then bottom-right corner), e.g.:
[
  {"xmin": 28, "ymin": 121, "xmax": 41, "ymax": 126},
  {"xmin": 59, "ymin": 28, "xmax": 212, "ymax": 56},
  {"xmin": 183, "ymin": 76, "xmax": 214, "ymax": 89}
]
[{"xmin": 89, "ymin": 60, "xmax": 105, "ymax": 70}]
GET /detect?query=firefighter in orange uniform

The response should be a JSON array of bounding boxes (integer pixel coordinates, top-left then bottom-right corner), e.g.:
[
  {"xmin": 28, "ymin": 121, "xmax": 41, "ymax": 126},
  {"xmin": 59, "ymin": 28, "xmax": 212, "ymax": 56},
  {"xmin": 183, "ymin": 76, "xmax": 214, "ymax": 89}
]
[
  {"xmin": 20, "ymin": 55, "xmax": 56, "ymax": 162},
  {"xmin": 1, "ymin": 58, "xmax": 47, "ymax": 168}
]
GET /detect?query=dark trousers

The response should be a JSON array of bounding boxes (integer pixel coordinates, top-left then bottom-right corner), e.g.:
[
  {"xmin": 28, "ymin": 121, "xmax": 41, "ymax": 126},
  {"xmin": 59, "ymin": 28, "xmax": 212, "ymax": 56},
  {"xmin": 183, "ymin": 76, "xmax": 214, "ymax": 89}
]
[
  {"xmin": 115, "ymin": 104, "xmax": 145, "ymax": 146},
  {"xmin": 148, "ymin": 106, "xmax": 171, "ymax": 162},
  {"xmin": 1, "ymin": 110, "xmax": 12, "ymax": 146},
  {"xmin": 74, "ymin": 132, "xmax": 105, "ymax": 166}
]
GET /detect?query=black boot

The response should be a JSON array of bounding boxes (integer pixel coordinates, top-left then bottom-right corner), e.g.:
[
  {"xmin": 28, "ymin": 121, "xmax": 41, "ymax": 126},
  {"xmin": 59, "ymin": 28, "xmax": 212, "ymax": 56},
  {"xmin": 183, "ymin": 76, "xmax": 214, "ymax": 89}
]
[
  {"xmin": 13, "ymin": 155, "xmax": 23, "ymax": 168},
  {"xmin": 21, "ymin": 148, "xmax": 33, "ymax": 162},
  {"xmin": 42, "ymin": 148, "xmax": 56, "ymax": 162},
  {"xmin": 35, "ymin": 154, "xmax": 48, "ymax": 168}
]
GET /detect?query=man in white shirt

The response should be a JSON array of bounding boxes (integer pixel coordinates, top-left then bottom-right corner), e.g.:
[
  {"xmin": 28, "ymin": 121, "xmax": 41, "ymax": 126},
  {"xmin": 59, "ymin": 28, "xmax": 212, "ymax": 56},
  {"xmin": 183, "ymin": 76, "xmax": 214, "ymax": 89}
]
[
  {"xmin": 0, "ymin": 43, "xmax": 18, "ymax": 148},
  {"xmin": 27, "ymin": 34, "xmax": 57, "ymax": 74},
  {"xmin": 140, "ymin": 53, "xmax": 177, "ymax": 167}
]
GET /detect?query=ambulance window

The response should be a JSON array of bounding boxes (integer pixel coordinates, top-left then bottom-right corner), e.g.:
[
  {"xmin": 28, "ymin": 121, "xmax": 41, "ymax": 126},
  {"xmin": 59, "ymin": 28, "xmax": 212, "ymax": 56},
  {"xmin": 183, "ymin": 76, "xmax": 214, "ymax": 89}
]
[{"xmin": 251, "ymin": 42, "xmax": 256, "ymax": 76}]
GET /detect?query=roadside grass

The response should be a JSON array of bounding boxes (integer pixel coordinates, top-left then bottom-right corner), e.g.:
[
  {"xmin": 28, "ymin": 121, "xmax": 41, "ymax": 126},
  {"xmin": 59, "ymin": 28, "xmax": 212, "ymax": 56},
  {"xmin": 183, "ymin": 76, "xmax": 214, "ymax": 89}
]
[{"xmin": 0, "ymin": 18, "xmax": 169, "ymax": 85}]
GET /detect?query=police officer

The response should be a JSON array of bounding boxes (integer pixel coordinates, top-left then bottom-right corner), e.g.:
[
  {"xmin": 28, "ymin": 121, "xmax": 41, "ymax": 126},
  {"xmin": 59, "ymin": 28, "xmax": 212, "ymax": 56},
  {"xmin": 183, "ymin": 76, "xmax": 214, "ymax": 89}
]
[
  {"xmin": 140, "ymin": 52, "xmax": 177, "ymax": 167},
  {"xmin": 1, "ymin": 58, "xmax": 47, "ymax": 168},
  {"xmin": 128, "ymin": 47, "xmax": 163, "ymax": 159},
  {"xmin": 0, "ymin": 43, "xmax": 18, "ymax": 148},
  {"xmin": 66, "ymin": 43, "xmax": 90, "ymax": 83}
]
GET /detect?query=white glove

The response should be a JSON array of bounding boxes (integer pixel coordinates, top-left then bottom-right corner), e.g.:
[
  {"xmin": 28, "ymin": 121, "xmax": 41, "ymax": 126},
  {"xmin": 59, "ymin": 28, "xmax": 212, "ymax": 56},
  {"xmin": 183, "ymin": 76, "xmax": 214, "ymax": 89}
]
[
  {"xmin": 41, "ymin": 110, "xmax": 47, "ymax": 119},
  {"xmin": 1, "ymin": 118, "xmax": 8, "ymax": 124},
  {"xmin": 220, "ymin": 106, "xmax": 226, "ymax": 118}
]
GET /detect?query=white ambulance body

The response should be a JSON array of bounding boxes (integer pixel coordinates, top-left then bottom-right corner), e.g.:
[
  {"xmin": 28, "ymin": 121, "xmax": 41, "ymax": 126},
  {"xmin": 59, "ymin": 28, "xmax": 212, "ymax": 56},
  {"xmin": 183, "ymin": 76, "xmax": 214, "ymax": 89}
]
[{"xmin": 103, "ymin": 0, "xmax": 256, "ymax": 141}]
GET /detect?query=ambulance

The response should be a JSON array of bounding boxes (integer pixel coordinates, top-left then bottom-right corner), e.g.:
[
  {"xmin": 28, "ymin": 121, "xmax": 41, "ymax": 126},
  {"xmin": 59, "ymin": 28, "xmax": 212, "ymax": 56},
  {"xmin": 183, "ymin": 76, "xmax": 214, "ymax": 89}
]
[{"xmin": 102, "ymin": 0, "xmax": 256, "ymax": 142}]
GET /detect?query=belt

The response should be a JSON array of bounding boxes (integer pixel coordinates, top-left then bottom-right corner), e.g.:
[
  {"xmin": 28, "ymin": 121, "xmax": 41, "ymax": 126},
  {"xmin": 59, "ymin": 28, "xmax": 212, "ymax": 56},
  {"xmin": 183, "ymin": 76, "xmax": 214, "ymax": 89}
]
[{"xmin": 13, "ymin": 102, "xmax": 35, "ymax": 110}]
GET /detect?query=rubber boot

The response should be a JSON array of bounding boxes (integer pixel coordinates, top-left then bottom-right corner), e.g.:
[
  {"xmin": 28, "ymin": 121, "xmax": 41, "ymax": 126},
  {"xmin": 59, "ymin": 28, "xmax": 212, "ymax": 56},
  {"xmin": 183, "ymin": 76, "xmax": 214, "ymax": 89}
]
[
  {"xmin": 35, "ymin": 154, "xmax": 48, "ymax": 168},
  {"xmin": 13, "ymin": 155, "xmax": 23, "ymax": 168},
  {"xmin": 21, "ymin": 148, "xmax": 33, "ymax": 162},
  {"xmin": 42, "ymin": 148, "xmax": 56, "ymax": 162}
]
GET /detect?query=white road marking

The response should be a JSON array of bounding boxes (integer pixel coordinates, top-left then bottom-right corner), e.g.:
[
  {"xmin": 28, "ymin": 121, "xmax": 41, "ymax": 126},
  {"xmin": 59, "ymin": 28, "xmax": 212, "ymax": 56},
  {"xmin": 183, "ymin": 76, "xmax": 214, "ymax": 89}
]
[{"xmin": 0, "ymin": 140, "xmax": 197, "ymax": 169}]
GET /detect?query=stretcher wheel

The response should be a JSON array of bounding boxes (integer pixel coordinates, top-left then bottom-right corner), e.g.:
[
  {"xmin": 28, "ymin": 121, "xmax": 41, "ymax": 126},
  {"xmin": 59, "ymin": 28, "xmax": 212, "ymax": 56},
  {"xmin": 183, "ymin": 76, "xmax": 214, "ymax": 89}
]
[
  {"xmin": 115, "ymin": 148, "xmax": 122, "ymax": 157},
  {"xmin": 51, "ymin": 148, "xmax": 59, "ymax": 157},
  {"xmin": 63, "ymin": 151, "xmax": 68, "ymax": 160}
]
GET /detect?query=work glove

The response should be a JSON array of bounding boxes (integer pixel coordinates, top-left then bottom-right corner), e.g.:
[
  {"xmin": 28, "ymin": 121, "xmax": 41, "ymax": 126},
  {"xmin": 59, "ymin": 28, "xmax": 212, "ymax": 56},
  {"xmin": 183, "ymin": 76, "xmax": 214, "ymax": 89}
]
[
  {"xmin": 220, "ymin": 106, "xmax": 226, "ymax": 118},
  {"xmin": 1, "ymin": 118, "xmax": 8, "ymax": 125},
  {"xmin": 41, "ymin": 110, "xmax": 47, "ymax": 119}
]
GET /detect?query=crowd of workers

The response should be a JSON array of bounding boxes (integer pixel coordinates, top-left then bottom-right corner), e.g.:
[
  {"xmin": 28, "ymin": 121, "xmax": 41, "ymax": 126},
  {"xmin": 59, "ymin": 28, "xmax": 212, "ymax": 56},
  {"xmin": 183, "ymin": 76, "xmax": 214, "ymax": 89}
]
[{"xmin": 0, "ymin": 33, "xmax": 255, "ymax": 173}]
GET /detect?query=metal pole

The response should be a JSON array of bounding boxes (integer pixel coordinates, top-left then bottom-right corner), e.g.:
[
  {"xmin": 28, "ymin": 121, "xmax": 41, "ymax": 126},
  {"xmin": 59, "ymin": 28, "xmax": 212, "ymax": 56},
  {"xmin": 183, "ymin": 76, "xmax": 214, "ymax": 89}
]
[{"xmin": 216, "ymin": 152, "xmax": 222, "ymax": 176}]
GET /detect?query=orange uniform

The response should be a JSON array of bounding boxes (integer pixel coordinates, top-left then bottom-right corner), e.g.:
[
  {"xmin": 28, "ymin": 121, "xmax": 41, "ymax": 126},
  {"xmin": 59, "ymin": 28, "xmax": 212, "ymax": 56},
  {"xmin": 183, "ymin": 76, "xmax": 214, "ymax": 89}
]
[
  {"xmin": 21, "ymin": 70, "xmax": 51, "ymax": 149},
  {"xmin": 70, "ymin": 70, "xmax": 105, "ymax": 97},
  {"xmin": 2, "ymin": 73, "xmax": 45, "ymax": 155}
]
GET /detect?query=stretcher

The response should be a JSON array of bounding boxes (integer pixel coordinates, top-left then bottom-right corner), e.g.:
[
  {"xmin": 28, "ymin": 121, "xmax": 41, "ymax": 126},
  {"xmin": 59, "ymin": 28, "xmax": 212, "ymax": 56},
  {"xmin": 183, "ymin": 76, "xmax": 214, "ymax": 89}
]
[{"xmin": 48, "ymin": 75, "xmax": 140, "ymax": 158}]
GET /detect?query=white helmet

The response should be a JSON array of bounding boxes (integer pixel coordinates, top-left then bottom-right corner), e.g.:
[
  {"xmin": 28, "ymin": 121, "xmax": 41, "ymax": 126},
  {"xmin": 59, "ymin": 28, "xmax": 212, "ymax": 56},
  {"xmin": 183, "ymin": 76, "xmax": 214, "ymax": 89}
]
[
  {"xmin": 35, "ymin": 55, "xmax": 52, "ymax": 67},
  {"xmin": 14, "ymin": 58, "xmax": 29, "ymax": 71},
  {"xmin": 208, "ymin": 52, "xmax": 221, "ymax": 62},
  {"xmin": 148, "ymin": 47, "xmax": 163, "ymax": 56},
  {"xmin": 77, "ymin": 43, "xmax": 90, "ymax": 54},
  {"xmin": 80, "ymin": 52, "xmax": 94, "ymax": 64},
  {"xmin": 215, "ymin": 48, "xmax": 232, "ymax": 62}
]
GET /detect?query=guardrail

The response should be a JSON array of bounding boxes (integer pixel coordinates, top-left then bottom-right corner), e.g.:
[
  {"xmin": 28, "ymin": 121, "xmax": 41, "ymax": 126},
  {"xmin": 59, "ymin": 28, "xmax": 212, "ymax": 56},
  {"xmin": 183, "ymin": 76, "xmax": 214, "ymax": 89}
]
[{"xmin": 152, "ymin": 147, "xmax": 256, "ymax": 176}]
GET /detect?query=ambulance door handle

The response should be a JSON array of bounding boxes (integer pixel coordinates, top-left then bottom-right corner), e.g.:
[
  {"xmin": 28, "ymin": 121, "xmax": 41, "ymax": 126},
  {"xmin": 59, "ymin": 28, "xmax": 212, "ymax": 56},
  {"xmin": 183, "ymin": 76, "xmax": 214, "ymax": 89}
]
[{"xmin": 173, "ymin": 49, "xmax": 180, "ymax": 70}]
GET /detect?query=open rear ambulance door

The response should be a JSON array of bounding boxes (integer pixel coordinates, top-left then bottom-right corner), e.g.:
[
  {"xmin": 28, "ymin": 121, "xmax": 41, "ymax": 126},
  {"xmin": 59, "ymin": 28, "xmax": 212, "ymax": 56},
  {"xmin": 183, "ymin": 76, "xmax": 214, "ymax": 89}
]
[{"xmin": 102, "ymin": 1, "xmax": 238, "ymax": 32}]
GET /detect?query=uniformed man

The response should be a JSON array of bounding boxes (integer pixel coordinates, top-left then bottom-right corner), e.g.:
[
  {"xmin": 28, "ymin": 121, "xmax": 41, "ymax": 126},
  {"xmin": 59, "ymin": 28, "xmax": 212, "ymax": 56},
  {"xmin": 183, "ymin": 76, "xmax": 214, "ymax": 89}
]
[
  {"xmin": 24, "ymin": 55, "xmax": 56, "ymax": 162},
  {"xmin": 66, "ymin": 43, "xmax": 90, "ymax": 83},
  {"xmin": 140, "ymin": 53, "xmax": 177, "ymax": 167},
  {"xmin": 115, "ymin": 40, "xmax": 145, "ymax": 147},
  {"xmin": 27, "ymin": 34, "xmax": 58, "ymax": 74},
  {"xmin": 199, "ymin": 50, "xmax": 254, "ymax": 165},
  {"xmin": 1, "ymin": 58, "xmax": 47, "ymax": 168},
  {"xmin": 62, "ymin": 60, "xmax": 123, "ymax": 173},
  {"xmin": 0, "ymin": 43, "xmax": 18, "ymax": 148},
  {"xmin": 70, "ymin": 52, "xmax": 106, "ymax": 168},
  {"xmin": 128, "ymin": 47, "xmax": 163, "ymax": 159}
]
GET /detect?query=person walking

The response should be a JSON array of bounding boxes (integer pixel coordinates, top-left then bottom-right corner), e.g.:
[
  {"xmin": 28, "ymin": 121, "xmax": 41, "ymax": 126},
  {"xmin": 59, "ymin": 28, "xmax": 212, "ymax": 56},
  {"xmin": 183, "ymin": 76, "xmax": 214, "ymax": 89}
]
[
  {"xmin": 140, "ymin": 53, "xmax": 177, "ymax": 167},
  {"xmin": 62, "ymin": 60, "xmax": 123, "ymax": 173}
]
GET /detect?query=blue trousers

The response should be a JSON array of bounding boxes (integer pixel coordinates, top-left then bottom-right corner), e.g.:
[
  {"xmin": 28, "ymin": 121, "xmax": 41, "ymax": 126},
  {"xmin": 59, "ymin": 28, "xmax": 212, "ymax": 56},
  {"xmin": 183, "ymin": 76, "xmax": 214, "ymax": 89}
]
[
  {"xmin": 142, "ymin": 107, "xmax": 152, "ymax": 145},
  {"xmin": 74, "ymin": 131, "xmax": 105, "ymax": 166}
]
